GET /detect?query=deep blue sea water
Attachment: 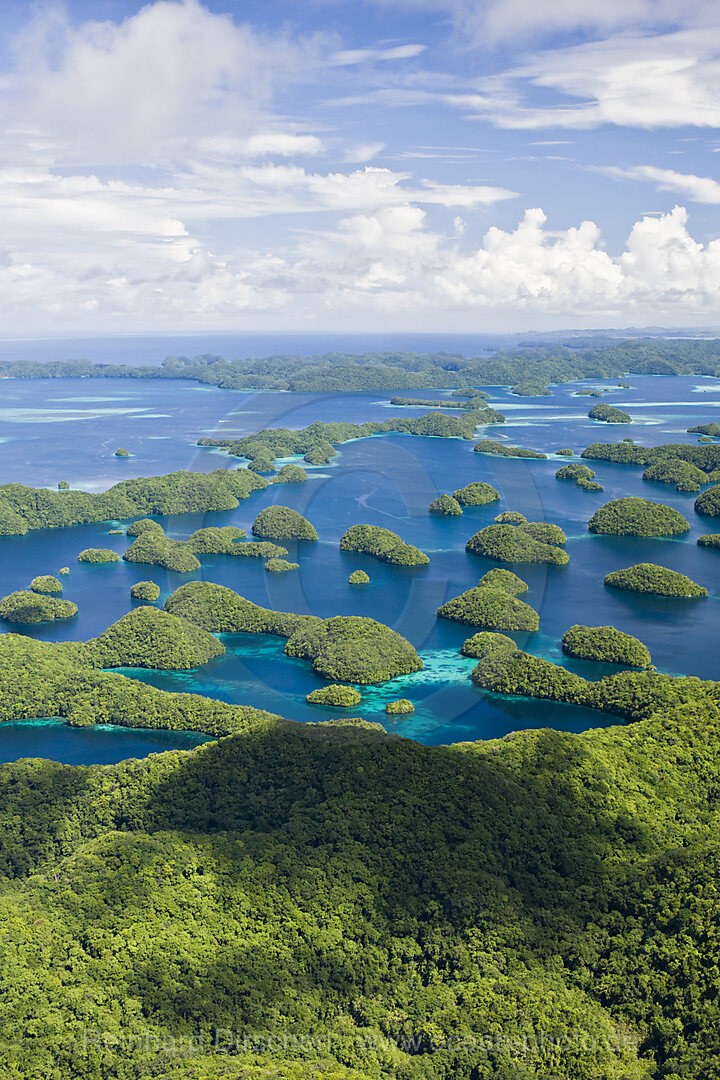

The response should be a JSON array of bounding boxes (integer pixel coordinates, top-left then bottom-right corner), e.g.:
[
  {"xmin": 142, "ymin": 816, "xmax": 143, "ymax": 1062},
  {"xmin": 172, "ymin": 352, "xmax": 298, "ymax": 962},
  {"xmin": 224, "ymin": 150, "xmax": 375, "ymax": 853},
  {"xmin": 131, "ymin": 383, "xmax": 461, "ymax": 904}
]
[
  {"xmin": 0, "ymin": 719, "xmax": 211, "ymax": 765},
  {"xmin": 0, "ymin": 344, "xmax": 719, "ymax": 763}
]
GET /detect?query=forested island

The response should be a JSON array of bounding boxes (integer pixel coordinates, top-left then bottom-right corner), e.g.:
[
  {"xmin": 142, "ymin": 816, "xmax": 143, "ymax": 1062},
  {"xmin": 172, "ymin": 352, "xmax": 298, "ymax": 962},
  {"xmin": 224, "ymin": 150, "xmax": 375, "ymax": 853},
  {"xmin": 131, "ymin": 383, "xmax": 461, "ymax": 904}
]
[
  {"xmin": 77, "ymin": 548, "xmax": 120, "ymax": 563},
  {"xmin": 466, "ymin": 520, "xmax": 569, "ymax": 565},
  {"xmin": 306, "ymin": 684, "xmax": 362, "ymax": 707},
  {"xmin": 429, "ymin": 493, "xmax": 463, "ymax": 515},
  {"xmin": 470, "ymin": 637, "xmax": 720, "ymax": 726},
  {"xmin": 251, "ymin": 505, "xmax": 318, "ymax": 541},
  {"xmin": 0, "ymin": 468, "xmax": 267, "ymax": 536},
  {"xmin": 3, "ymin": 336, "xmax": 720, "ymax": 393},
  {"xmin": 604, "ymin": 563, "xmax": 708, "ymax": 597},
  {"xmin": 453, "ymin": 481, "xmax": 500, "ymax": 506},
  {"xmin": 389, "ymin": 394, "xmax": 490, "ymax": 409},
  {"xmin": 437, "ymin": 580, "xmax": 539, "ymax": 631},
  {"xmin": 0, "ymin": 589, "xmax": 78, "ymax": 624},
  {"xmin": 164, "ymin": 581, "xmax": 423, "ymax": 682},
  {"xmin": 588, "ymin": 497, "xmax": 690, "ymax": 537},
  {"xmin": 473, "ymin": 439, "xmax": 547, "ymax": 459},
  {"xmin": 561, "ymin": 624, "xmax": 652, "ymax": 667},
  {"xmin": 581, "ymin": 439, "xmax": 720, "ymax": 493},
  {"xmin": 198, "ymin": 406, "xmax": 506, "ymax": 468},
  {"xmin": 130, "ymin": 580, "xmax": 160, "ymax": 602},
  {"xmin": 588, "ymin": 403, "xmax": 632, "ymax": 423},
  {"xmin": 340, "ymin": 524, "xmax": 430, "ymax": 567},
  {"xmin": 123, "ymin": 522, "xmax": 286, "ymax": 573}
]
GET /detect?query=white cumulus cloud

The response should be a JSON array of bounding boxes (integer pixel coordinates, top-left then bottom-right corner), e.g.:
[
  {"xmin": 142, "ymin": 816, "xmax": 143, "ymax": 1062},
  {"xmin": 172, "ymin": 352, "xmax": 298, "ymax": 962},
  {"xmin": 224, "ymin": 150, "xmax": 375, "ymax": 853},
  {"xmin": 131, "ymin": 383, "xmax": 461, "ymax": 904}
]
[{"xmin": 599, "ymin": 165, "xmax": 720, "ymax": 204}]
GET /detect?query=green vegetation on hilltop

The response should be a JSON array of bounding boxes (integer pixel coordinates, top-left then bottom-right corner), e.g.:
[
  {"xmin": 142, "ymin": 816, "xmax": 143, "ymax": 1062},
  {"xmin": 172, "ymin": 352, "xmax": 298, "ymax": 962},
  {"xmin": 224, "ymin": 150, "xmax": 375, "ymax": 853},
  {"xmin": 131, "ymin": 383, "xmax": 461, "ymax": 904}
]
[
  {"xmin": 582, "ymin": 441, "xmax": 647, "ymax": 465},
  {"xmin": 265, "ymin": 558, "xmax": 299, "ymax": 573},
  {"xmin": 285, "ymin": 615, "xmax": 423, "ymax": 683},
  {"xmin": 495, "ymin": 510, "xmax": 526, "ymax": 524},
  {"xmin": 477, "ymin": 568, "xmax": 528, "ymax": 595},
  {"xmin": 303, "ymin": 445, "xmax": 335, "ymax": 465},
  {"xmin": 225, "ymin": 540, "xmax": 290, "ymax": 558},
  {"xmin": 340, "ymin": 524, "xmax": 429, "ymax": 566},
  {"xmin": 124, "ymin": 522, "xmax": 283, "ymax": 573},
  {"xmin": 470, "ymin": 639, "xmax": 720, "ymax": 731},
  {"xmin": 385, "ymin": 698, "xmax": 414, "ymax": 714},
  {"xmin": 437, "ymin": 584, "xmax": 539, "ymax": 631},
  {"xmin": 0, "ymin": 468, "xmax": 267, "ymax": 537},
  {"xmin": 165, "ymin": 581, "xmax": 422, "ymax": 683},
  {"xmin": 589, "ymin": 497, "xmax": 689, "ymax": 537},
  {"xmin": 390, "ymin": 395, "xmax": 494, "ymax": 410},
  {"xmin": 461, "ymin": 629, "xmax": 517, "ymax": 659},
  {"xmin": 248, "ymin": 455, "xmax": 276, "ymax": 474},
  {"xmin": 643, "ymin": 459, "xmax": 708, "ymax": 492},
  {"xmin": 688, "ymin": 423, "xmax": 720, "ymax": 436},
  {"xmin": 452, "ymin": 480, "xmax": 500, "ymax": 506},
  {"xmin": 581, "ymin": 440, "xmax": 720, "ymax": 492},
  {"xmin": 474, "ymin": 438, "xmax": 547, "ymax": 459},
  {"xmin": 78, "ymin": 548, "xmax": 119, "ymax": 564},
  {"xmin": 556, "ymin": 461, "xmax": 603, "ymax": 491},
  {"xmin": 251, "ymin": 505, "xmax": 318, "ymax": 541},
  {"xmin": 511, "ymin": 380, "xmax": 551, "ymax": 396},
  {"xmin": 57, "ymin": 480, "xmax": 70, "ymax": 489},
  {"xmin": 126, "ymin": 517, "xmax": 163, "ymax": 537},
  {"xmin": 604, "ymin": 562, "xmax": 707, "ymax": 597},
  {"xmin": 556, "ymin": 462, "xmax": 596, "ymax": 481},
  {"xmin": 165, "ymin": 580, "xmax": 311, "ymax": 636},
  {"xmin": 0, "ymin": 590, "xmax": 77, "ymax": 624},
  {"xmin": 199, "ymin": 409, "xmax": 506, "ymax": 468},
  {"xmin": 185, "ymin": 525, "xmax": 246, "ymax": 553},
  {"xmin": 306, "ymin": 685, "xmax": 362, "ymax": 707},
  {"xmin": 428, "ymin": 493, "xmax": 462, "ymax": 515},
  {"xmin": 588, "ymin": 403, "xmax": 631, "ymax": 423},
  {"xmin": 4, "ymin": 336, "xmax": 720, "ymax": 393},
  {"xmin": 522, "ymin": 522, "xmax": 567, "ymax": 544},
  {"xmin": 451, "ymin": 387, "xmax": 489, "ymax": 399},
  {"xmin": 562, "ymin": 625, "xmax": 652, "ymax": 668},
  {"xmin": 439, "ymin": 566, "xmax": 535, "ymax": 633},
  {"xmin": 0, "ymin": 631, "xmax": 279, "ymax": 739},
  {"xmin": 348, "ymin": 569, "xmax": 370, "ymax": 585},
  {"xmin": 272, "ymin": 463, "xmax": 307, "ymax": 483},
  {"xmin": 130, "ymin": 580, "xmax": 160, "ymax": 602},
  {"xmin": 466, "ymin": 520, "xmax": 569, "ymax": 565},
  {"xmin": 29, "ymin": 575, "xmax": 62, "ymax": 594},
  {"xmin": 695, "ymin": 485, "xmax": 720, "ymax": 517},
  {"xmin": 86, "ymin": 607, "xmax": 224, "ymax": 670},
  {"xmin": 123, "ymin": 526, "xmax": 201, "ymax": 574}
]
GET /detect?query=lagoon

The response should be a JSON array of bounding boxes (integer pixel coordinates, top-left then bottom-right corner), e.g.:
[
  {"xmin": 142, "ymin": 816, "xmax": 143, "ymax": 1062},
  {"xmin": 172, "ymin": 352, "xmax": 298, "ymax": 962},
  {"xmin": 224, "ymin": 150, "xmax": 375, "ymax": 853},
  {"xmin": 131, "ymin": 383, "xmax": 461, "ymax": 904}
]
[{"xmin": 1, "ymin": 366, "xmax": 719, "ymax": 757}]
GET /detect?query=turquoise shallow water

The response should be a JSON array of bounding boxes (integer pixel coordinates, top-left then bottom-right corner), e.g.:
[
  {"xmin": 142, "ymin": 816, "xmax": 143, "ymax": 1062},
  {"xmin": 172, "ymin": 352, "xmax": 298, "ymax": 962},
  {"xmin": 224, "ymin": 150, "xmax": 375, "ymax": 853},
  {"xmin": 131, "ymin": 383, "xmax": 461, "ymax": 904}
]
[{"xmin": 1, "ymin": 370, "xmax": 719, "ymax": 758}]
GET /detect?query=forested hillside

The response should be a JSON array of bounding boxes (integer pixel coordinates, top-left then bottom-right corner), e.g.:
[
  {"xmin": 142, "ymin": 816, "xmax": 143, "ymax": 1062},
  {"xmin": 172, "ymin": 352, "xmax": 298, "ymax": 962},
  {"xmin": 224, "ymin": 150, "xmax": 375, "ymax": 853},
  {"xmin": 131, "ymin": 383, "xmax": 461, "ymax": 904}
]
[{"xmin": 1, "ymin": 697, "xmax": 719, "ymax": 1078}]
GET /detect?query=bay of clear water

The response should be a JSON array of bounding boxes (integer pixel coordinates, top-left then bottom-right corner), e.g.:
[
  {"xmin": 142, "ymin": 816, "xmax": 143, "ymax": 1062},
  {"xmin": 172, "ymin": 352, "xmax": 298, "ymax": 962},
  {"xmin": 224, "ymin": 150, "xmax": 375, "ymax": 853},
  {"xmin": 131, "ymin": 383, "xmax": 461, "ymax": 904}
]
[
  {"xmin": 0, "ymin": 719, "xmax": 211, "ymax": 765},
  {"xmin": 0, "ymin": 352, "xmax": 719, "ymax": 762}
]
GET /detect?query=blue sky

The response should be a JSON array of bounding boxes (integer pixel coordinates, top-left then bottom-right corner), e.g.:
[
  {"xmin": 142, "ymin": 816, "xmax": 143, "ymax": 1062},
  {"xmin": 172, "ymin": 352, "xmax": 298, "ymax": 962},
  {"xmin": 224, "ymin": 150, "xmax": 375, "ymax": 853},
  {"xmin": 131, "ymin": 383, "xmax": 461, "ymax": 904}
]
[{"xmin": 0, "ymin": 0, "xmax": 718, "ymax": 333}]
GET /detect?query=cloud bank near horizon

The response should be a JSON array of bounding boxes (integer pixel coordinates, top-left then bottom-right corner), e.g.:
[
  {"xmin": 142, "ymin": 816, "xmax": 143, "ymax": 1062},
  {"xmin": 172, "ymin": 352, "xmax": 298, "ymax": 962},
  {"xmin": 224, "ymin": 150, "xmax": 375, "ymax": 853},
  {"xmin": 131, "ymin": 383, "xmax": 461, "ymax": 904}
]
[{"xmin": 0, "ymin": 0, "xmax": 718, "ymax": 332}]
